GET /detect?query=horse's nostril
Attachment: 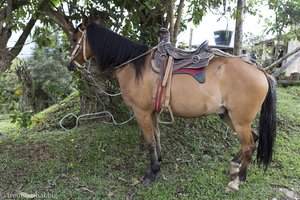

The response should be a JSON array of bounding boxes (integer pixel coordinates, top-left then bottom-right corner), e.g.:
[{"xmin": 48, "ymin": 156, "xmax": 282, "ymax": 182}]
[{"xmin": 66, "ymin": 61, "xmax": 75, "ymax": 71}]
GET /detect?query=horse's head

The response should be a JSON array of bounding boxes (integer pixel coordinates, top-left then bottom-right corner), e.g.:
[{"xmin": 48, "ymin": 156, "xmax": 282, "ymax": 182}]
[{"xmin": 67, "ymin": 16, "xmax": 93, "ymax": 71}]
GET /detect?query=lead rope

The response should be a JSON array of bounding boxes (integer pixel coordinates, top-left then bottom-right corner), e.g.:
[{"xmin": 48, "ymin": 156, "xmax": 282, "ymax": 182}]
[
  {"xmin": 59, "ymin": 111, "xmax": 135, "ymax": 131},
  {"xmin": 59, "ymin": 61, "xmax": 133, "ymax": 131},
  {"xmin": 81, "ymin": 60, "xmax": 122, "ymax": 97}
]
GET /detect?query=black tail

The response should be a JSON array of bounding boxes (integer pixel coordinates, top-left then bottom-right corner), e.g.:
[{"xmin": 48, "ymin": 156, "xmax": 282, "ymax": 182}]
[{"xmin": 257, "ymin": 75, "xmax": 277, "ymax": 169}]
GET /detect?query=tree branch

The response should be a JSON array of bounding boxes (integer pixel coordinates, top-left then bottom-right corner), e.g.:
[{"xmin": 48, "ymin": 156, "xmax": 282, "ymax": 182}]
[
  {"xmin": 8, "ymin": 0, "xmax": 50, "ymax": 57},
  {"xmin": 273, "ymin": 52, "xmax": 300, "ymax": 78},
  {"xmin": 9, "ymin": 17, "xmax": 37, "ymax": 56},
  {"xmin": 265, "ymin": 45, "xmax": 300, "ymax": 70},
  {"xmin": 44, "ymin": 7, "xmax": 74, "ymax": 38}
]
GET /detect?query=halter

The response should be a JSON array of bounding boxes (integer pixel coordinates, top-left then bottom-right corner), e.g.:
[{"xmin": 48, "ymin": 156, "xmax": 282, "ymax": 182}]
[{"xmin": 67, "ymin": 27, "xmax": 88, "ymax": 69}]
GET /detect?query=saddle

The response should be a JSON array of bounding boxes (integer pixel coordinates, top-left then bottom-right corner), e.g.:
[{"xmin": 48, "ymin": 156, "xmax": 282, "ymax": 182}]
[
  {"xmin": 152, "ymin": 29, "xmax": 213, "ymax": 73},
  {"xmin": 151, "ymin": 28, "xmax": 214, "ymax": 124}
]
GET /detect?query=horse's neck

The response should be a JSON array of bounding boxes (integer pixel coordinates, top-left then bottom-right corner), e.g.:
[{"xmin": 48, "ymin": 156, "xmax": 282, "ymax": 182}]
[
  {"xmin": 114, "ymin": 54, "xmax": 152, "ymax": 89},
  {"xmin": 114, "ymin": 64, "xmax": 137, "ymax": 88}
]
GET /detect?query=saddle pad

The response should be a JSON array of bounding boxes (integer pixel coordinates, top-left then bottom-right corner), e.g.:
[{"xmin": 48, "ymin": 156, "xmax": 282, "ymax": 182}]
[{"xmin": 174, "ymin": 67, "xmax": 206, "ymax": 84}]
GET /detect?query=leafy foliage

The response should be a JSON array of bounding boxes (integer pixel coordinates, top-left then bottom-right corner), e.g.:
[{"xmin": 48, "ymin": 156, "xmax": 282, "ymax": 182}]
[
  {"xmin": 266, "ymin": 0, "xmax": 300, "ymax": 35},
  {"xmin": 0, "ymin": 62, "xmax": 23, "ymax": 113},
  {"xmin": 188, "ymin": 0, "xmax": 223, "ymax": 24},
  {"xmin": 24, "ymin": 46, "xmax": 73, "ymax": 111},
  {"xmin": 9, "ymin": 111, "xmax": 34, "ymax": 129}
]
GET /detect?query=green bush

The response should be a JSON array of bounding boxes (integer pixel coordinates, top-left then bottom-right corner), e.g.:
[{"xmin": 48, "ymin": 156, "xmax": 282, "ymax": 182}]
[{"xmin": 9, "ymin": 110, "xmax": 34, "ymax": 129}]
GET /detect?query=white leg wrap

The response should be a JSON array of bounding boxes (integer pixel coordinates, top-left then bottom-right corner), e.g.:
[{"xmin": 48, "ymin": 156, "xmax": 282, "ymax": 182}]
[{"xmin": 229, "ymin": 162, "xmax": 241, "ymax": 175}]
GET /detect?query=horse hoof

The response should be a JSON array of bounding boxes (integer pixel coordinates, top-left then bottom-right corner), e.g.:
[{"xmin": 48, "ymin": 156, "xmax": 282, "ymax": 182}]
[
  {"xmin": 141, "ymin": 177, "xmax": 154, "ymax": 187},
  {"xmin": 226, "ymin": 177, "xmax": 240, "ymax": 192},
  {"xmin": 225, "ymin": 186, "xmax": 238, "ymax": 193}
]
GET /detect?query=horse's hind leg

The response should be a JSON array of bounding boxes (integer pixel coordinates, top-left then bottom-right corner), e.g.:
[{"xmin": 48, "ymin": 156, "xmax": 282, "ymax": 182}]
[
  {"xmin": 222, "ymin": 113, "xmax": 258, "ymax": 176},
  {"xmin": 221, "ymin": 113, "xmax": 240, "ymax": 175},
  {"xmin": 135, "ymin": 110, "xmax": 160, "ymax": 186},
  {"xmin": 152, "ymin": 113, "xmax": 162, "ymax": 162},
  {"xmin": 226, "ymin": 122, "xmax": 256, "ymax": 192},
  {"xmin": 230, "ymin": 130, "xmax": 258, "ymax": 176}
]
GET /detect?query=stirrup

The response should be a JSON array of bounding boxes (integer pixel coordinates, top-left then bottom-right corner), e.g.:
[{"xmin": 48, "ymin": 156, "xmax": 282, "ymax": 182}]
[{"xmin": 157, "ymin": 105, "xmax": 175, "ymax": 125}]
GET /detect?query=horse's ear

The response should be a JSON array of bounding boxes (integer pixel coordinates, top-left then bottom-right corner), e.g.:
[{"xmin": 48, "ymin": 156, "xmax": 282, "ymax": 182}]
[{"xmin": 82, "ymin": 16, "xmax": 90, "ymax": 29}]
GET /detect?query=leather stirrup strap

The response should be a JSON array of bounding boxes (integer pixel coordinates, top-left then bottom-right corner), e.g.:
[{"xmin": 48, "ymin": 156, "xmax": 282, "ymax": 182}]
[
  {"xmin": 162, "ymin": 56, "xmax": 173, "ymax": 87},
  {"xmin": 164, "ymin": 56, "xmax": 173, "ymax": 109},
  {"xmin": 157, "ymin": 56, "xmax": 175, "ymax": 124}
]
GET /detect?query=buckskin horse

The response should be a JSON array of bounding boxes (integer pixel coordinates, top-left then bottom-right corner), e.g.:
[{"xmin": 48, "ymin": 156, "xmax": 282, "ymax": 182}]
[{"xmin": 67, "ymin": 17, "xmax": 276, "ymax": 192}]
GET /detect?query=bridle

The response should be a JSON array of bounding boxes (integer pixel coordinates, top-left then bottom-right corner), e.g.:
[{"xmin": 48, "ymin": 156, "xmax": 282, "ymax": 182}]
[{"xmin": 67, "ymin": 27, "xmax": 88, "ymax": 69}]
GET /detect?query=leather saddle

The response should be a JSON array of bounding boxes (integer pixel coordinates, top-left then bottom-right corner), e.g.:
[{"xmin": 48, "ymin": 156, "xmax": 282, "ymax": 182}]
[
  {"xmin": 151, "ymin": 28, "xmax": 214, "ymax": 74},
  {"xmin": 151, "ymin": 28, "xmax": 214, "ymax": 122}
]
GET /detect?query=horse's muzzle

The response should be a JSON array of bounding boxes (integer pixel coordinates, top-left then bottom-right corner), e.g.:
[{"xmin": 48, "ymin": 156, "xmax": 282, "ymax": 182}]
[{"xmin": 66, "ymin": 61, "xmax": 75, "ymax": 71}]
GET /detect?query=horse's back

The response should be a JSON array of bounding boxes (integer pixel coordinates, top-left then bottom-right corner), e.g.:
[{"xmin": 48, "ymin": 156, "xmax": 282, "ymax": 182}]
[{"xmin": 170, "ymin": 57, "xmax": 269, "ymax": 119}]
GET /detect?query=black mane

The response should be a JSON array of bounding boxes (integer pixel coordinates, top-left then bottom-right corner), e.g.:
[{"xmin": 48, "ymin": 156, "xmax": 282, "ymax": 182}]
[{"xmin": 80, "ymin": 21, "xmax": 149, "ymax": 77}]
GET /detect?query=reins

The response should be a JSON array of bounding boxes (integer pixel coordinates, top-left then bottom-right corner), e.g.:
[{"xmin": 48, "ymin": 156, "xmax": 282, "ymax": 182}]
[{"xmin": 112, "ymin": 42, "xmax": 164, "ymax": 72}]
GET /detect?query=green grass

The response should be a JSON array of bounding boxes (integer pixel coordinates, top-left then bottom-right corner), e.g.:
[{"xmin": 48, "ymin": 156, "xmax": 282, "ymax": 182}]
[{"xmin": 0, "ymin": 86, "xmax": 299, "ymax": 199}]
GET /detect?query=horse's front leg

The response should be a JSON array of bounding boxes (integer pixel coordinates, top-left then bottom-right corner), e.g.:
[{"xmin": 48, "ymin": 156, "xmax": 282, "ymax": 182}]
[
  {"xmin": 135, "ymin": 110, "xmax": 160, "ymax": 186},
  {"xmin": 152, "ymin": 113, "xmax": 162, "ymax": 162}
]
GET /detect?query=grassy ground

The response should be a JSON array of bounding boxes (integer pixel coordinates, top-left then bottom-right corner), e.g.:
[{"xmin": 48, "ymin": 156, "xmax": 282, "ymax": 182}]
[{"xmin": 0, "ymin": 86, "xmax": 299, "ymax": 200}]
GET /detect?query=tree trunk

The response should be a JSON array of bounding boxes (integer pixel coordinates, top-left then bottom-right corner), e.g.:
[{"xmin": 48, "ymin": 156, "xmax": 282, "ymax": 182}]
[
  {"xmin": 233, "ymin": 0, "xmax": 245, "ymax": 55},
  {"xmin": 168, "ymin": 0, "xmax": 175, "ymax": 44},
  {"xmin": 173, "ymin": 0, "xmax": 185, "ymax": 45}
]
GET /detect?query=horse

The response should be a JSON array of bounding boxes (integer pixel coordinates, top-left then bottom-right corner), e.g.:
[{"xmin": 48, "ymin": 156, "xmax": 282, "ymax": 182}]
[{"xmin": 67, "ymin": 17, "xmax": 276, "ymax": 192}]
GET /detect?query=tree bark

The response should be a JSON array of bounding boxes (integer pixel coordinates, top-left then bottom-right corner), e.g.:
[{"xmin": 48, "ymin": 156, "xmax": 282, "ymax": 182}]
[
  {"xmin": 173, "ymin": 0, "xmax": 185, "ymax": 45},
  {"xmin": 6, "ymin": 0, "xmax": 13, "ymax": 25},
  {"xmin": 168, "ymin": 0, "xmax": 175, "ymax": 44},
  {"xmin": 233, "ymin": 0, "xmax": 245, "ymax": 55}
]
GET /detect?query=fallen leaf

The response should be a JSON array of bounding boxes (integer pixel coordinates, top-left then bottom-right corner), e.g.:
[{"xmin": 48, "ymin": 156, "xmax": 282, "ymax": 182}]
[{"xmin": 131, "ymin": 178, "xmax": 140, "ymax": 186}]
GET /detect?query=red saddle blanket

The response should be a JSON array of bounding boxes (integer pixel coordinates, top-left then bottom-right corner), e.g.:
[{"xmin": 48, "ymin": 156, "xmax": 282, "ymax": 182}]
[{"xmin": 173, "ymin": 67, "xmax": 206, "ymax": 83}]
